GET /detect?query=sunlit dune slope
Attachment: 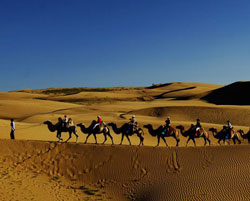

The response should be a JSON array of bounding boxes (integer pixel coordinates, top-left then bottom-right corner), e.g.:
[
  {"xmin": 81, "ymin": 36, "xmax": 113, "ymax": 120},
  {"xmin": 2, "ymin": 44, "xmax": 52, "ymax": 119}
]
[
  {"xmin": 14, "ymin": 82, "xmax": 222, "ymax": 103},
  {"xmin": 148, "ymin": 82, "xmax": 222, "ymax": 99},
  {"xmin": 1, "ymin": 140, "xmax": 250, "ymax": 201}
]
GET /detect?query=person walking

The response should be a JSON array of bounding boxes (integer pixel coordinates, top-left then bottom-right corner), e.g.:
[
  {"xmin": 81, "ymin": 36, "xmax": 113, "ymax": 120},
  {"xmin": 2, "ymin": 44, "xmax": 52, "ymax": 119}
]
[{"xmin": 10, "ymin": 119, "xmax": 15, "ymax": 140}]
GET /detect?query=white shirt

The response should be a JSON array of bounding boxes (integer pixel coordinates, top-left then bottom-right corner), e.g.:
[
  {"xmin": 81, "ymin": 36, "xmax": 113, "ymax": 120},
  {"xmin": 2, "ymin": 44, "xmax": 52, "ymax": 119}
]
[{"xmin": 11, "ymin": 121, "xmax": 15, "ymax": 131}]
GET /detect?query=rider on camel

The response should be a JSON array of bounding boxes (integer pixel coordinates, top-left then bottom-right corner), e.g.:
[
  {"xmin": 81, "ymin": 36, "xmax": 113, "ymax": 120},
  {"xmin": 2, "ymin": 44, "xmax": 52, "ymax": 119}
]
[
  {"xmin": 93, "ymin": 116, "xmax": 105, "ymax": 130},
  {"xmin": 63, "ymin": 115, "xmax": 68, "ymax": 128},
  {"xmin": 195, "ymin": 118, "xmax": 202, "ymax": 137},
  {"xmin": 226, "ymin": 120, "xmax": 233, "ymax": 139},
  {"xmin": 227, "ymin": 120, "xmax": 232, "ymax": 130},
  {"xmin": 165, "ymin": 116, "xmax": 171, "ymax": 129},
  {"xmin": 127, "ymin": 115, "xmax": 138, "ymax": 133},
  {"xmin": 162, "ymin": 116, "xmax": 171, "ymax": 135}
]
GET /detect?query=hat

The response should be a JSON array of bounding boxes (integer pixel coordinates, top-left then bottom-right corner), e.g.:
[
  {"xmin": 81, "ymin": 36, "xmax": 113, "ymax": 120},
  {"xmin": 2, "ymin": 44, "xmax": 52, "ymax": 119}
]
[{"xmin": 132, "ymin": 115, "xmax": 135, "ymax": 118}]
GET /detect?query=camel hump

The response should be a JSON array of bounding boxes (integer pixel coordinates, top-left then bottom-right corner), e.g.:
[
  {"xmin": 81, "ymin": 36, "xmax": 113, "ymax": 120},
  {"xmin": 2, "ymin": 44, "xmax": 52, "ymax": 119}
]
[
  {"xmin": 200, "ymin": 127, "xmax": 206, "ymax": 132},
  {"xmin": 137, "ymin": 128, "xmax": 144, "ymax": 136}
]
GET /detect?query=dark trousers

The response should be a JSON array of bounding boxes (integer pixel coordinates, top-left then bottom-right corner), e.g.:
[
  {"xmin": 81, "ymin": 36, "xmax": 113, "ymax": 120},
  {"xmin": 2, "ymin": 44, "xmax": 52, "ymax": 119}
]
[{"xmin": 10, "ymin": 130, "xmax": 15, "ymax": 140}]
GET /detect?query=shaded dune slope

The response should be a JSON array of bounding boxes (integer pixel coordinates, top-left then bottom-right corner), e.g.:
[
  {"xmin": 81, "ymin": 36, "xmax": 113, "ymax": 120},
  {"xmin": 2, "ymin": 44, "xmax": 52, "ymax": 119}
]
[
  {"xmin": 202, "ymin": 81, "xmax": 250, "ymax": 105},
  {"xmin": 1, "ymin": 140, "xmax": 250, "ymax": 201}
]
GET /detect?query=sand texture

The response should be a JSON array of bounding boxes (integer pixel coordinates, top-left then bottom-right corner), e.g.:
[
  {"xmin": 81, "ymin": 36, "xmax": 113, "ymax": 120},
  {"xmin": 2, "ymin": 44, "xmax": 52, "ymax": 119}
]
[{"xmin": 1, "ymin": 140, "xmax": 250, "ymax": 201}]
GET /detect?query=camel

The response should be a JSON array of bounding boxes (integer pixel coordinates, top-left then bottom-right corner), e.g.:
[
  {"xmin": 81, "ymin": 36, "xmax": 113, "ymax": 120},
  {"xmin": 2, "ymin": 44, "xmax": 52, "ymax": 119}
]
[
  {"xmin": 209, "ymin": 126, "xmax": 241, "ymax": 145},
  {"xmin": 107, "ymin": 122, "xmax": 144, "ymax": 146},
  {"xmin": 77, "ymin": 121, "xmax": 114, "ymax": 145},
  {"xmin": 143, "ymin": 124, "xmax": 180, "ymax": 147},
  {"xmin": 176, "ymin": 125, "xmax": 210, "ymax": 146},
  {"xmin": 237, "ymin": 129, "xmax": 250, "ymax": 143},
  {"xmin": 43, "ymin": 120, "xmax": 78, "ymax": 142}
]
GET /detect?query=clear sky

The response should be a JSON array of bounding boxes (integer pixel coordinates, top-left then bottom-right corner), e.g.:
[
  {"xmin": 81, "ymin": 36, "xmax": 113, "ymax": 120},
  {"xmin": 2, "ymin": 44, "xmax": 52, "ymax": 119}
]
[{"xmin": 0, "ymin": 0, "xmax": 249, "ymax": 91}]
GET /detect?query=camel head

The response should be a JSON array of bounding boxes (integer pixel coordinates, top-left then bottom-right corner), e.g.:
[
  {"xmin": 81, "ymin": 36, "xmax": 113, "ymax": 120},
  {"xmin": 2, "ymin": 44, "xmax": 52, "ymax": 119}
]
[
  {"xmin": 176, "ymin": 125, "xmax": 184, "ymax": 130},
  {"xmin": 209, "ymin": 128, "xmax": 216, "ymax": 132},
  {"xmin": 76, "ymin": 123, "xmax": 84, "ymax": 127},
  {"xmin": 43, "ymin": 121, "xmax": 50, "ymax": 125},
  {"xmin": 143, "ymin": 124, "xmax": 152, "ymax": 129},
  {"xmin": 107, "ymin": 122, "xmax": 115, "ymax": 126}
]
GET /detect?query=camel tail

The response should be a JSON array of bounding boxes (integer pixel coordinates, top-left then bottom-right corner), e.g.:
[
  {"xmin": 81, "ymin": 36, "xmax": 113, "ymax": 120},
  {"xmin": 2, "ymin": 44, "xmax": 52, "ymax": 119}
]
[
  {"xmin": 141, "ymin": 129, "xmax": 144, "ymax": 136},
  {"xmin": 175, "ymin": 130, "xmax": 180, "ymax": 139}
]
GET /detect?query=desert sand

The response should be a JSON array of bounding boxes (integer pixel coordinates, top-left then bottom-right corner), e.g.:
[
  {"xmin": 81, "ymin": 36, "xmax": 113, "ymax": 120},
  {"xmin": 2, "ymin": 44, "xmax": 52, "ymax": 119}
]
[{"xmin": 1, "ymin": 81, "xmax": 250, "ymax": 200}]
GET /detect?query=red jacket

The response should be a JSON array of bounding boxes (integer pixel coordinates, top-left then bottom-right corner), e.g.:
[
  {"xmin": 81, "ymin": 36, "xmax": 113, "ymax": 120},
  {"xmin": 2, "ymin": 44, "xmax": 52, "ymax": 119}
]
[{"xmin": 98, "ymin": 117, "xmax": 102, "ymax": 124}]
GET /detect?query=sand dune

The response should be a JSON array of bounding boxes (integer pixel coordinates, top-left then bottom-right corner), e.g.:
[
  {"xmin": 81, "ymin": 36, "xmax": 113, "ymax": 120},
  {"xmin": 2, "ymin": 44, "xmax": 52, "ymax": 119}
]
[
  {"xmin": 1, "ymin": 140, "xmax": 250, "ymax": 201},
  {"xmin": 128, "ymin": 105, "xmax": 250, "ymax": 126},
  {"xmin": 1, "ymin": 82, "xmax": 250, "ymax": 200},
  {"xmin": 202, "ymin": 81, "xmax": 250, "ymax": 105}
]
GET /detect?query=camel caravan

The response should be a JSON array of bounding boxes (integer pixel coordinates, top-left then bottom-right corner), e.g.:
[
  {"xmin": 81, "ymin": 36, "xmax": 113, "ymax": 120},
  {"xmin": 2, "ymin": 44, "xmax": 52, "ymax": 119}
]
[{"xmin": 44, "ymin": 115, "xmax": 244, "ymax": 147}]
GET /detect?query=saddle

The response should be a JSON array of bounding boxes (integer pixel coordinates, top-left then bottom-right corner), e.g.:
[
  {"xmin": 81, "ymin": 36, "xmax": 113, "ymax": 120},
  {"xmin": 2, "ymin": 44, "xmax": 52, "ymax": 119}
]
[
  {"xmin": 97, "ymin": 123, "xmax": 108, "ymax": 133},
  {"xmin": 127, "ymin": 125, "xmax": 137, "ymax": 135},
  {"xmin": 195, "ymin": 131, "xmax": 200, "ymax": 137}
]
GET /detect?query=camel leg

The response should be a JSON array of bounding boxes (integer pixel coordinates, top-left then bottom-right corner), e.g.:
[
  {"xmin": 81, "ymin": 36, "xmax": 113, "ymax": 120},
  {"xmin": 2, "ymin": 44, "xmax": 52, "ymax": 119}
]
[
  {"xmin": 162, "ymin": 137, "xmax": 168, "ymax": 147},
  {"xmin": 155, "ymin": 136, "xmax": 160, "ymax": 147},
  {"xmin": 203, "ymin": 136, "xmax": 207, "ymax": 146},
  {"xmin": 94, "ymin": 134, "xmax": 98, "ymax": 144},
  {"xmin": 65, "ymin": 132, "xmax": 72, "ymax": 142},
  {"xmin": 186, "ymin": 137, "xmax": 191, "ymax": 146},
  {"xmin": 139, "ymin": 136, "xmax": 144, "ymax": 146},
  {"xmin": 192, "ymin": 138, "xmax": 196, "ymax": 146},
  {"xmin": 56, "ymin": 131, "xmax": 63, "ymax": 142},
  {"xmin": 84, "ymin": 133, "xmax": 91, "ymax": 144},
  {"xmin": 207, "ymin": 138, "xmax": 211, "ymax": 145},
  {"xmin": 107, "ymin": 131, "xmax": 114, "ymax": 145},
  {"xmin": 234, "ymin": 135, "xmax": 241, "ymax": 144},
  {"xmin": 102, "ymin": 134, "xmax": 107, "ymax": 145},
  {"xmin": 73, "ymin": 130, "xmax": 78, "ymax": 143},
  {"xmin": 120, "ymin": 134, "xmax": 125, "ymax": 145},
  {"xmin": 175, "ymin": 137, "xmax": 180, "ymax": 147},
  {"xmin": 126, "ymin": 135, "xmax": 132, "ymax": 146},
  {"xmin": 232, "ymin": 137, "xmax": 236, "ymax": 144}
]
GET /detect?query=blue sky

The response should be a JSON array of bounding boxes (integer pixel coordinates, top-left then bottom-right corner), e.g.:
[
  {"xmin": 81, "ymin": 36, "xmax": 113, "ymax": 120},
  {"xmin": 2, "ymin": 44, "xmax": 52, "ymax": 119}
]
[{"xmin": 0, "ymin": 0, "xmax": 250, "ymax": 91}]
